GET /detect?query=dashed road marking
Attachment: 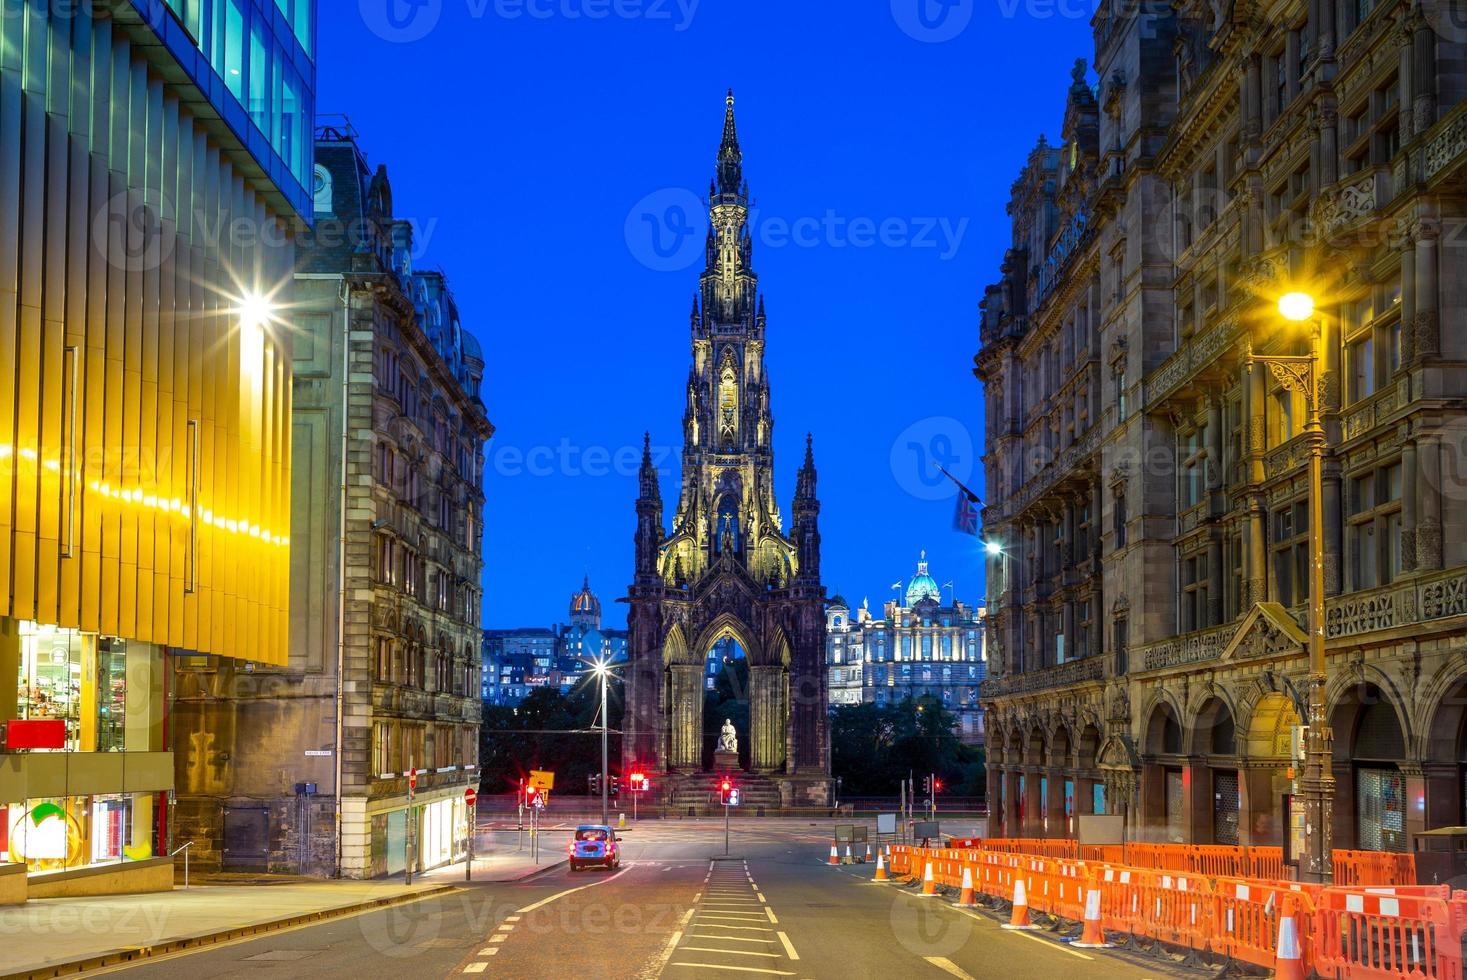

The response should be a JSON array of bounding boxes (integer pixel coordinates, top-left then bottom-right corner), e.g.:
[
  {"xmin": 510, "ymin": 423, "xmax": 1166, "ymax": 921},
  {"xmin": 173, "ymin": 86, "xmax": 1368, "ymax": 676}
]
[
  {"xmin": 925, "ymin": 957, "xmax": 976, "ymax": 980},
  {"xmin": 776, "ymin": 932, "xmax": 799, "ymax": 961},
  {"xmin": 462, "ymin": 964, "xmax": 487, "ymax": 974},
  {"xmin": 763, "ymin": 907, "xmax": 778, "ymax": 924},
  {"xmin": 477, "ymin": 947, "xmax": 499, "ymax": 956},
  {"xmin": 489, "ymin": 934, "xmax": 508, "ymax": 944}
]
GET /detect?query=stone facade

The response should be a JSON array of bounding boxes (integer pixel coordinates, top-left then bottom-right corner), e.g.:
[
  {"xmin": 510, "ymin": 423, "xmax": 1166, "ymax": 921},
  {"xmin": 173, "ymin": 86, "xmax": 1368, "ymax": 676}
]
[
  {"xmin": 173, "ymin": 126, "xmax": 491, "ymax": 877},
  {"xmin": 976, "ymin": 2, "xmax": 1467, "ymax": 858},
  {"xmin": 623, "ymin": 95, "xmax": 830, "ymax": 806}
]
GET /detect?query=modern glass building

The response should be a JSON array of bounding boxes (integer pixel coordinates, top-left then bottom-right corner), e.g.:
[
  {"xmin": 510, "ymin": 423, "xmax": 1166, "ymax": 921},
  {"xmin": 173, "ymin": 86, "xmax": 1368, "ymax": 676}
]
[{"xmin": 0, "ymin": 0, "xmax": 312, "ymax": 897}]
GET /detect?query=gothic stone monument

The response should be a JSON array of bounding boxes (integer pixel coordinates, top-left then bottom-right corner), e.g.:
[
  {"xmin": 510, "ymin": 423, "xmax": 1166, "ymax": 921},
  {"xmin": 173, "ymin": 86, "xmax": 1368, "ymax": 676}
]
[{"xmin": 623, "ymin": 92, "xmax": 831, "ymax": 807}]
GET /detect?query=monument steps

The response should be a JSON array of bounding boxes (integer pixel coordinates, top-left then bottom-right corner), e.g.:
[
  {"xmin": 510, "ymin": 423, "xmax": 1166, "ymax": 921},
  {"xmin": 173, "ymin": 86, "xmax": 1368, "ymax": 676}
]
[{"xmin": 666, "ymin": 771, "xmax": 784, "ymax": 809}]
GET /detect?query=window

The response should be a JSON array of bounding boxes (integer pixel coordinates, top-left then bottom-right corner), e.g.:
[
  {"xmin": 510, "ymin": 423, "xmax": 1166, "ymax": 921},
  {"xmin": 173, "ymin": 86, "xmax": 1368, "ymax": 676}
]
[
  {"xmin": 1179, "ymin": 426, "xmax": 1207, "ymax": 509},
  {"xmin": 248, "ymin": 22, "xmax": 268, "ymax": 132},
  {"xmin": 1113, "ymin": 487, "xmax": 1128, "ymax": 549},
  {"xmin": 1114, "ymin": 618, "xmax": 1129, "ymax": 675},
  {"xmin": 1115, "ymin": 369, "xmax": 1128, "ymax": 421},
  {"xmin": 1180, "ymin": 554, "xmax": 1208, "ymax": 632},
  {"xmin": 1272, "ymin": 501, "xmax": 1311, "ymax": 607},
  {"xmin": 223, "ymin": 0, "xmax": 245, "ymax": 100},
  {"xmin": 1348, "ymin": 462, "xmax": 1403, "ymax": 589}
]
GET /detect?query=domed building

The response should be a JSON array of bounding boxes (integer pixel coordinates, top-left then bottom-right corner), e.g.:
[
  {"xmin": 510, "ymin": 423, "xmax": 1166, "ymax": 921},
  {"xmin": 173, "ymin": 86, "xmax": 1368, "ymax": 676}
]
[
  {"xmin": 481, "ymin": 577, "xmax": 628, "ymax": 705},
  {"xmin": 825, "ymin": 553, "xmax": 988, "ymax": 745}
]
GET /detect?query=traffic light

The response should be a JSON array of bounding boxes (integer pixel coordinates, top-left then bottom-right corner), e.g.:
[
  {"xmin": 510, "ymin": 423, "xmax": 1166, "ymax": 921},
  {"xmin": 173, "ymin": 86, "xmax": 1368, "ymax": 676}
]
[
  {"xmin": 934, "ymin": 779, "xmax": 943, "ymax": 793},
  {"xmin": 630, "ymin": 772, "xmax": 648, "ymax": 792},
  {"xmin": 588, "ymin": 774, "xmax": 600, "ymax": 795},
  {"xmin": 719, "ymin": 779, "xmax": 734, "ymax": 805},
  {"xmin": 525, "ymin": 785, "xmax": 540, "ymax": 807},
  {"xmin": 922, "ymin": 776, "xmax": 932, "ymax": 794},
  {"xmin": 610, "ymin": 776, "xmax": 621, "ymax": 797}
]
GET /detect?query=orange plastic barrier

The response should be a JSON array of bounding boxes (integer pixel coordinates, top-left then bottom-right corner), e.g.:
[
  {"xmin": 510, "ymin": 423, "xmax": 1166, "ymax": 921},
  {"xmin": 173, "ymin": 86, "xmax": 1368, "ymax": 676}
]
[
  {"xmin": 1333, "ymin": 849, "xmax": 1418, "ymax": 887},
  {"xmin": 1209, "ymin": 877, "xmax": 1322, "ymax": 970},
  {"xmin": 1313, "ymin": 887, "xmax": 1461, "ymax": 979},
  {"xmin": 1080, "ymin": 844, "xmax": 1125, "ymax": 864}
]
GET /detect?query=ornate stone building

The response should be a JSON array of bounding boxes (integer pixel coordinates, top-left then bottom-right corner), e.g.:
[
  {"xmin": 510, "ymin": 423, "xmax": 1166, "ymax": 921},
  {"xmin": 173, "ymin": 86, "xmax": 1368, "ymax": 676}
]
[
  {"xmin": 977, "ymin": 1, "xmax": 1467, "ymax": 857},
  {"xmin": 623, "ymin": 94, "xmax": 831, "ymax": 807},
  {"xmin": 174, "ymin": 125, "xmax": 492, "ymax": 877},
  {"xmin": 825, "ymin": 555, "xmax": 989, "ymax": 745}
]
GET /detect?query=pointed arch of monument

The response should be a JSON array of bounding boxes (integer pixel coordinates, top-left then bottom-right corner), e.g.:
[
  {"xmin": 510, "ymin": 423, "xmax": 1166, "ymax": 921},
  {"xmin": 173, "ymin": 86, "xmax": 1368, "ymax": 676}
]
[
  {"xmin": 661, "ymin": 622, "xmax": 693, "ymax": 666},
  {"xmin": 693, "ymin": 612, "xmax": 763, "ymax": 663}
]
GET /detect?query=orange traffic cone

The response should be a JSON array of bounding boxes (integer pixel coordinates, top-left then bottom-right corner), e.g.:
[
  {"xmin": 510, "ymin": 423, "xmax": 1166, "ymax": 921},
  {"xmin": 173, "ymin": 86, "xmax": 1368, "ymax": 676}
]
[
  {"xmin": 920, "ymin": 860, "xmax": 938, "ymax": 897},
  {"xmin": 843, "ymin": 845, "xmax": 854, "ymax": 865},
  {"xmin": 873, "ymin": 851, "xmax": 889, "ymax": 882},
  {"xmin": 1072, "ymin": 871, "xmax": 1112, "ymax": 948},
  {"xmin": 1001, "ymin": 876, "xmax": 1038, "ymax": 930},
  {"xmin": 828, "ymin": 843, "xmax": 839, "ymax": 866},
  {"xmin": 953, "ymin": 865, "xmax": 977, "ymax": 908},
  {"xmin": 1274, "ymin": 894, "xmax": 1307, "ymax": 980}
]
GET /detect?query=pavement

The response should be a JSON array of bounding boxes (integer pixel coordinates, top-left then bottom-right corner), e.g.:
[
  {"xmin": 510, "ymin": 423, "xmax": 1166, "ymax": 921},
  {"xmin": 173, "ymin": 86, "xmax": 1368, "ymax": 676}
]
[{"xmin": 10, "ymin": 818, "xmax": 1206, "ymax": 979}]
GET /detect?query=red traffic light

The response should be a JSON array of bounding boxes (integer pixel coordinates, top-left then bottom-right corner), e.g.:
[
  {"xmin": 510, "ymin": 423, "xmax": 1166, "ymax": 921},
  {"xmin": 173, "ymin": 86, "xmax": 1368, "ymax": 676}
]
[
  {"xmin": 934, "ymin": 780, "xmax": 943, "ymax": 792},
  {"xmin": 721, "ymin": 780, "xmax": 731, "ymax": 791}
]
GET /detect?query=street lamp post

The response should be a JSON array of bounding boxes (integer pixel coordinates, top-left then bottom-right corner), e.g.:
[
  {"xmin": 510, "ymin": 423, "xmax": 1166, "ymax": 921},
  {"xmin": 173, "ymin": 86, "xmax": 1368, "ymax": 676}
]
[
  {"xmin": 593, "ymin": 658, "xmax": 611, "ymax": 828},
  {"xmin": 1245, "ymin": 291, "xmax": 1334, "ymax": 884}
]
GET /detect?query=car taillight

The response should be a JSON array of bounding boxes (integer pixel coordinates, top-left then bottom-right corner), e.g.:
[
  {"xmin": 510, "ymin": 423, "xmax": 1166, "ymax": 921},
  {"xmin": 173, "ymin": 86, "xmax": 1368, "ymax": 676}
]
[{"xmin": 568, "ymin": 843, "xmax": 575, "ymax": 854}]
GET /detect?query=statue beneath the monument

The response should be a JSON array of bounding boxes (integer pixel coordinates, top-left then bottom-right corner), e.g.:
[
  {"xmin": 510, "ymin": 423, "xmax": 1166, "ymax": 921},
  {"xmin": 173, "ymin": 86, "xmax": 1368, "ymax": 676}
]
[{"xmin": 719, "ymin": 718, "xmax": 738, "ymax": 753}]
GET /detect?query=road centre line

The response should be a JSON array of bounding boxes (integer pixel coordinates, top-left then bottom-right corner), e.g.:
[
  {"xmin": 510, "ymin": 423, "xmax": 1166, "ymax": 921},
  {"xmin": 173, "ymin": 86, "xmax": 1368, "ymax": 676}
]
[{"xmin": 514, "ymin": 864, "xmax": 633, "ymax": 914}]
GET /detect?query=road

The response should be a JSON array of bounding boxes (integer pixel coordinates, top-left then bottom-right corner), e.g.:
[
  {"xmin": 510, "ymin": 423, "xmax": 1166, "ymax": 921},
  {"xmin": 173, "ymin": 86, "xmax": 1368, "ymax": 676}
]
[{"xmin": 87, "ymin": 820, "xmax": 1198, "ymax": 979}]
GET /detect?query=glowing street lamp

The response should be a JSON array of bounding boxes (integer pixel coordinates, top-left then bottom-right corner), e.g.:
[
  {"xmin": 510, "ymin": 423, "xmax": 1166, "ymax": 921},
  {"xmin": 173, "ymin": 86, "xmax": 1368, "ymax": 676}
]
[{"xmin": 1246, "ymin": 289, "xmax": 1334, "ymax": 883}]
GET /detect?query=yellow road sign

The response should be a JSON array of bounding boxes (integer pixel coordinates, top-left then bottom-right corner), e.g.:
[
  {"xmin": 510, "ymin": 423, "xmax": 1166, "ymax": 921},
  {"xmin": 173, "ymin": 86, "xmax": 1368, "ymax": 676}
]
[{"xmin": 529, "ymin": 770, "xmax": 555, "ymax": 791}]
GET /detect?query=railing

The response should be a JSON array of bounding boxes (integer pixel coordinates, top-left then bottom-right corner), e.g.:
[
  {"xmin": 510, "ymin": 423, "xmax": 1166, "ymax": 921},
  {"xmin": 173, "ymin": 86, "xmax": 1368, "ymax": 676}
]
[
  {"xmin": 980, "ymin": 655, "xmax": 1103, "ymax": 698},
  {"xmin": 1143, "ymin": 316, "xmax": 1244, "ymax": 410},
  {"xmin": 171, "ymin": 841, "xmax": 192, "ymax": 890},
  {"xmin": 1137, "ymin": 621, "xmax": 1233, "ymax": 672}
]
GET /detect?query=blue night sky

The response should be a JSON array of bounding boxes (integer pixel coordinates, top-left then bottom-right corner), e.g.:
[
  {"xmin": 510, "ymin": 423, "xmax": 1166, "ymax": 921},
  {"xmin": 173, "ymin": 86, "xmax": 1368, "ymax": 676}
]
[{"xmin": 319, "ymin": 2, "xmax": 1095, "ymax": 630}]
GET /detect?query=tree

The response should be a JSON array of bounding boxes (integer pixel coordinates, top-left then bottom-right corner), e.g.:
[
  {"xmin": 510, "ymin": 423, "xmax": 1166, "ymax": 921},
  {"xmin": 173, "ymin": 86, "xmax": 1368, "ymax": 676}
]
[
  {"xmin": 829, "ymin": 696, "xmax": 985, "ymax": 798},
  {"xmin": 478, "ymin": 674, "xmax": 625, "ymax": 795}
]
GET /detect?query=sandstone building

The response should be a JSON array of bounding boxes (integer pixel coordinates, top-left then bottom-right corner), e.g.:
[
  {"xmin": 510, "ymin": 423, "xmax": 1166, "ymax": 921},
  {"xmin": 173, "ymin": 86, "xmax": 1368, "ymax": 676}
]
[{"xmin": 976, "ymin": 1, "xmax": 1467, "ymax": 859}]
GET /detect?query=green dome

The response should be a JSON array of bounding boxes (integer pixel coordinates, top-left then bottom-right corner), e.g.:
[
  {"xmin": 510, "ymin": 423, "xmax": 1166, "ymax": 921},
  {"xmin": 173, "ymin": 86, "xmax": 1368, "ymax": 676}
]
[
  {"xmin": 905, "ymin": 552, "xmax": 942, "ymax": 606},
  {"xmin": 828, "ymin": 594, "xmax": 849, "ymax": 609}
]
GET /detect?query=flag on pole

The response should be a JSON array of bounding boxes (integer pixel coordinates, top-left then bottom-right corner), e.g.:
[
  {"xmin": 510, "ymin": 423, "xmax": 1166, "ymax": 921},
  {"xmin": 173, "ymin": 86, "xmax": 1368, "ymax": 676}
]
[{"xmin": 939, "ymin": 465, "xmax": 983, "ymax": 536}]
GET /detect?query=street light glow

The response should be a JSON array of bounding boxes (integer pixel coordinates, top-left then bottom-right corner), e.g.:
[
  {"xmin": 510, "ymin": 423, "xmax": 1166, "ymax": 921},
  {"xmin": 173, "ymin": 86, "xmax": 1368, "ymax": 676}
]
[
  {"xmin": 1278, "ymin": 291, "xmax": 1315, "ymax": 322},
  {"xmin": 236, "ymin": 291, "xmax": 275, "ymax": 331},
  {"xmin": 984, "ymin": 540, "xmax": 1003, "ymax": 556}
]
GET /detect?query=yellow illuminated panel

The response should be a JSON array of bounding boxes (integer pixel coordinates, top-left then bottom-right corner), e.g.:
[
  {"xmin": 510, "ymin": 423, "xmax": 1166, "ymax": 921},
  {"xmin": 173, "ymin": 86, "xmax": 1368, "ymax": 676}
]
[{"xmin": 0, "ymin": 16, "xmax": 293, "ymax": 666}]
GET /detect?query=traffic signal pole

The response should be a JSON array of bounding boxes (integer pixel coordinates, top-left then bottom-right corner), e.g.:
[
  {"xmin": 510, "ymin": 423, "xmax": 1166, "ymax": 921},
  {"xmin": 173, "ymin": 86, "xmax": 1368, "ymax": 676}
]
[{"xmin": 600, "ymin": 668, "xmax": 609, "ymax": 828}]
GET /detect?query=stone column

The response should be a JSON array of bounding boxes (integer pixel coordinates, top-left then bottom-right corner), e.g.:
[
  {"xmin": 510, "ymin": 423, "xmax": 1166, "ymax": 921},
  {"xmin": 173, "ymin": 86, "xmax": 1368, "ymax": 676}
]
[
  {"xmin": 1414, "ymin": 217, "xmax": 1441, "ymax": 362},
  {"xmin": 1418, "ymin": 434, "xmax": 1443, "ymax": 570},
  {"xmin": 668, "ymin": 664, "xmax": 703, "ymax": 771},
  {"xmin": 1413, "ymin": 20, "xmax": 1437, "ymax": 135},
  {"xmin": 748, "ymin": 665, "xmax": 785, "ymax": 773},
  {"xmin": 1244, "ymin": 54, "xmax": 1263, "ymax": 141},
  {"xmin": 1398, "ymin": 25, "xmax": 1416, "ymax": 140},
  {"xmin": 1245, "ymin": 363, "xmax": 1269, "ymax": 605},
  {"xmin": 1402, "ymin": 439, "xmax": 1419, "ymax": 571},
  {"xmin": 1399, "ymin": 220, "xmax": 1417, "ymax": 366},
  {"xmin": 1044, "ymin": 772, "xmax": 1066, "ymax": 838}
]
